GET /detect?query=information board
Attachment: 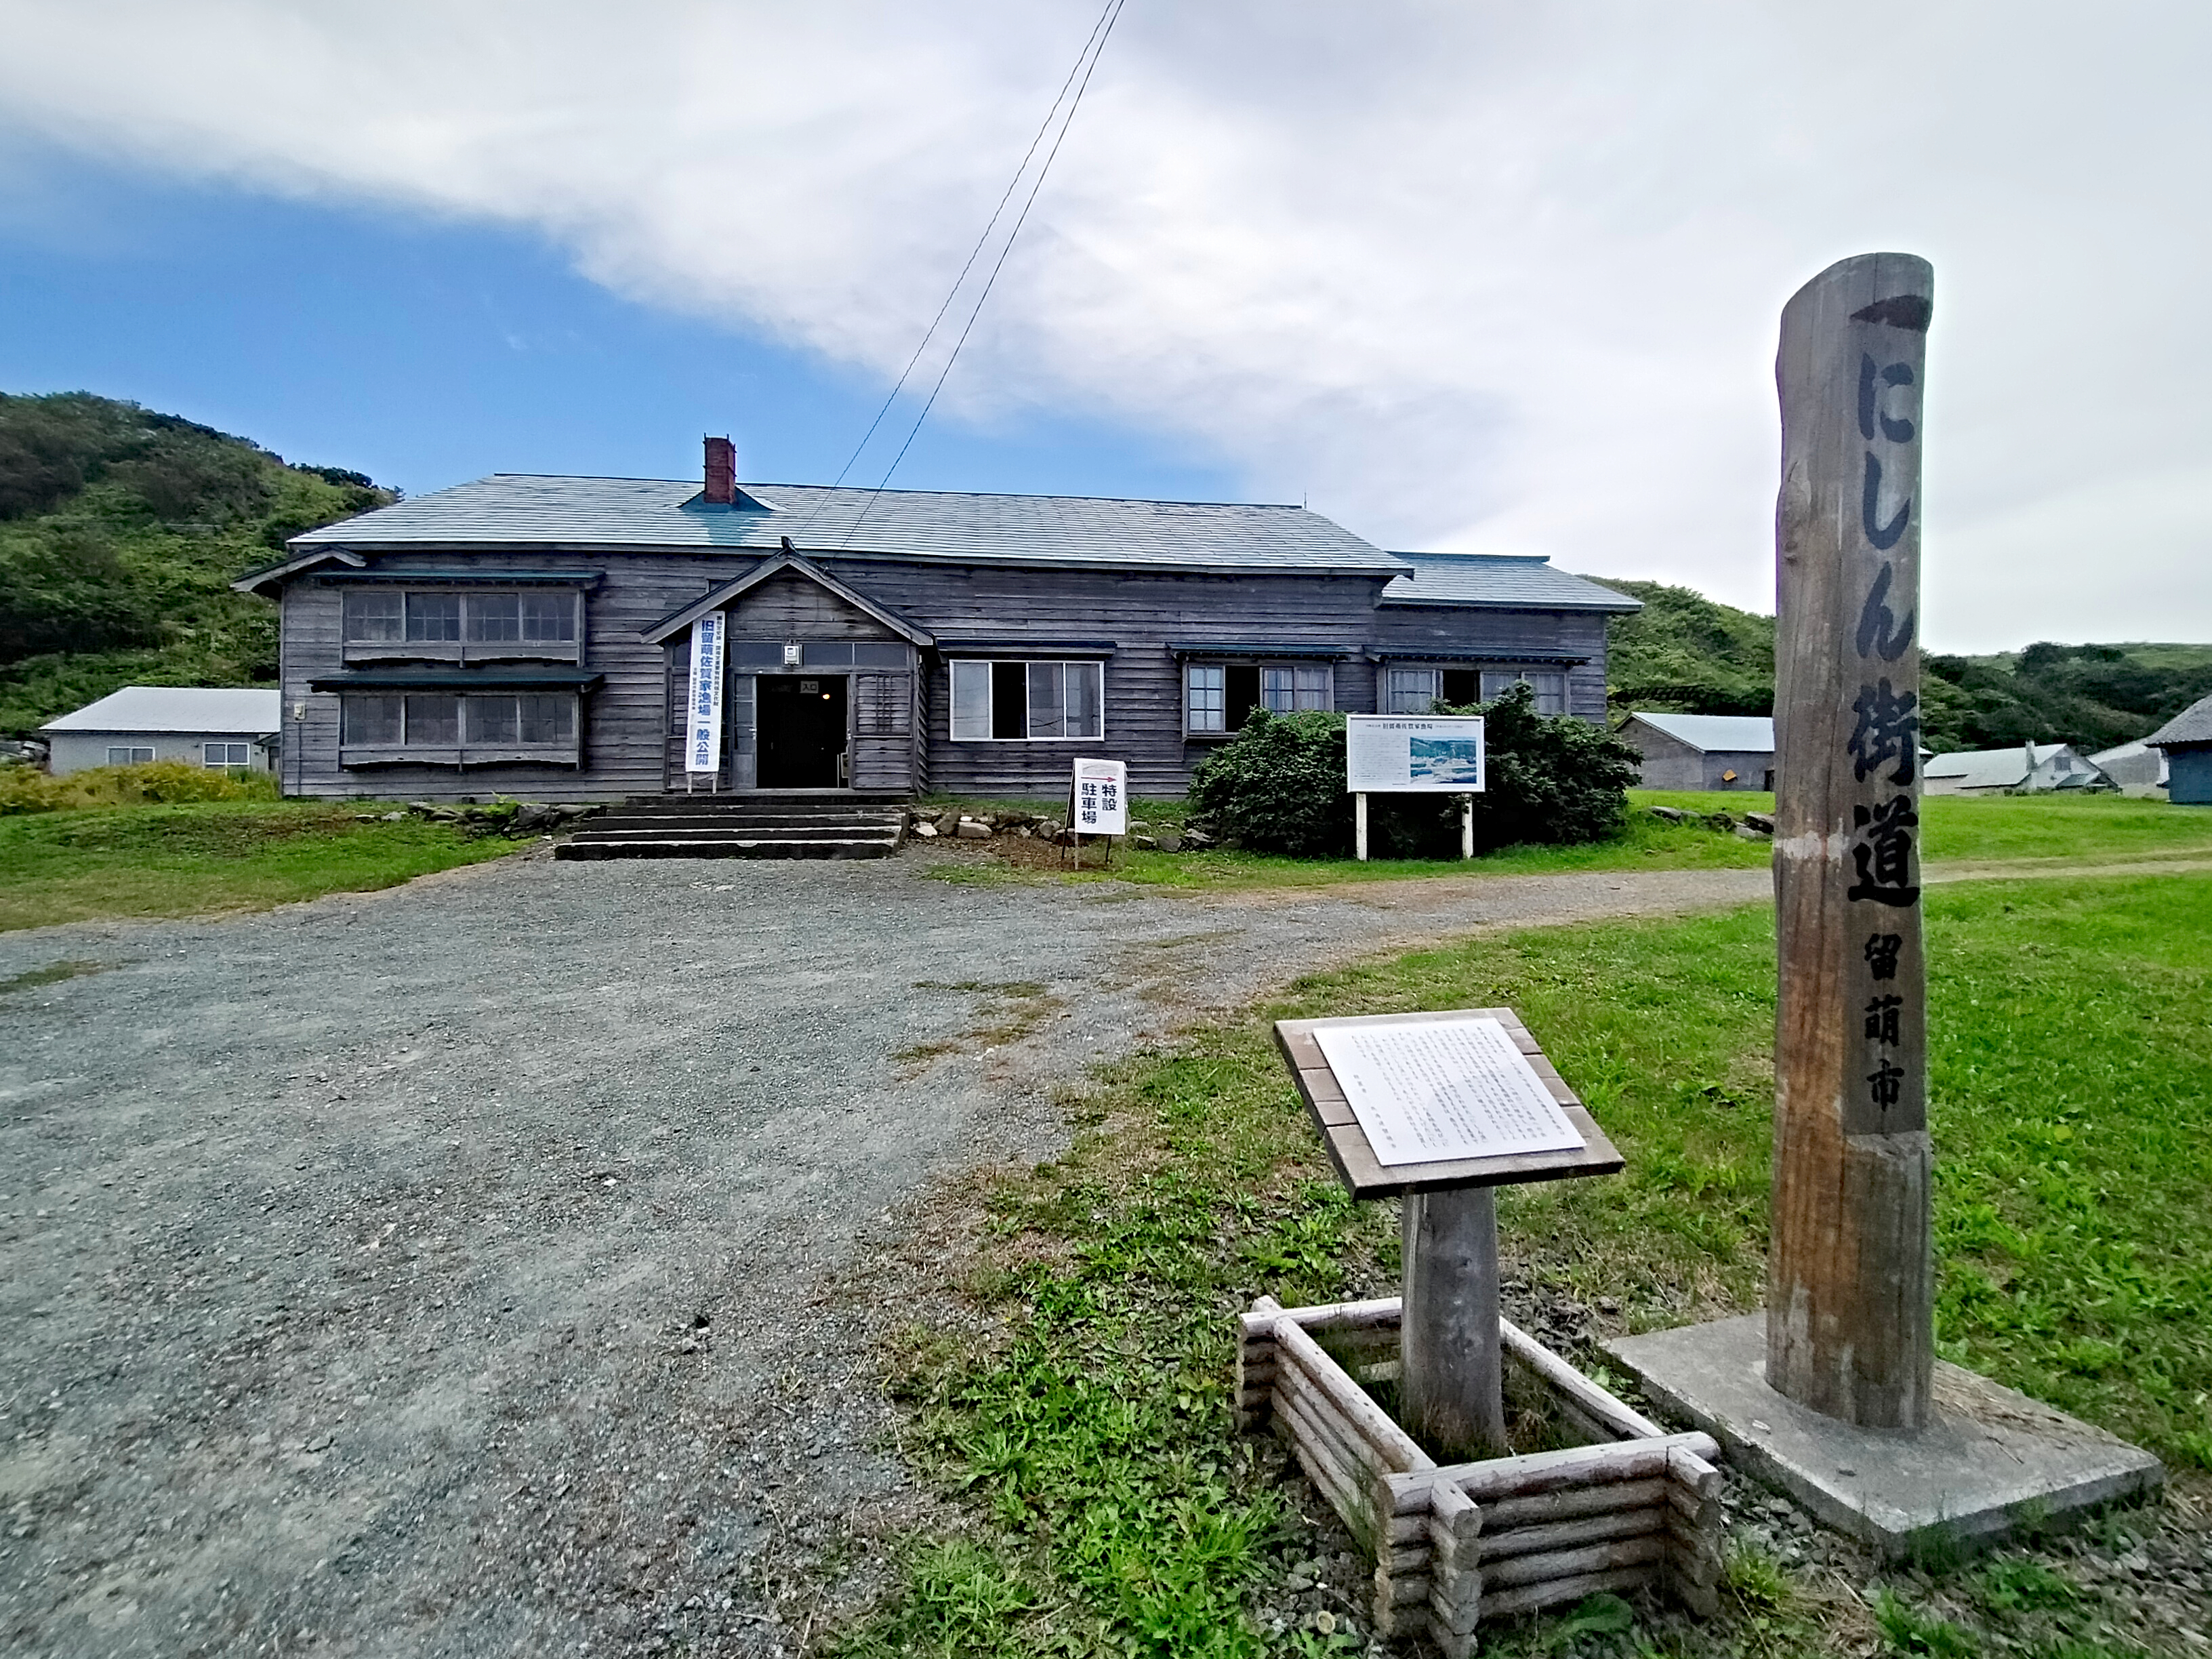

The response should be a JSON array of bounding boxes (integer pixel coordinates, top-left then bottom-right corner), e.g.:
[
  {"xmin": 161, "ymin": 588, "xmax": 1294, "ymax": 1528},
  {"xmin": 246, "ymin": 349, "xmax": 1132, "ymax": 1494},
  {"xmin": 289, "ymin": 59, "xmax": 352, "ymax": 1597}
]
[
  {"xmin": 1309, "ymin": 1014, "xmax": 1584, "ymax": 1166},
  {"xmin": 684, "ymin": 613, "xmax": 726, "ymax": 775},
  {"xmin": 1071, "ymin": 756, "xmax": 1128, "ymax": 835},
  {"xmin": 1346, "ymin": 714, "xmax": 1486, "ymax": 794}
]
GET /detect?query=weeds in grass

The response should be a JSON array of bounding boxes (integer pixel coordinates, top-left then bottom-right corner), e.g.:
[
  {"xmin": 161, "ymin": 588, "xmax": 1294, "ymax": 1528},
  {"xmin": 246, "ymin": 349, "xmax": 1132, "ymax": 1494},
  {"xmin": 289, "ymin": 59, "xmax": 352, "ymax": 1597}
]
[
  {"xmin": 0, "ymin": 799, "xmax": 519, "ymax": 929},
  {"xmin": 0, "ymin": 958, "xmax": 109, "ymax": 994},
  {"xmin": 1873, "ymin": 1589, "xmax": 1980, "ymax": 1657},
  {"xmin": 0, "ymin": 759, "xmax": 279, "ymax": 814},
  {"xmin": 847, "ymin": 874, "xmax": 2208, "ymax": 1655},
  {"xmin": 1974, "ymin": 1557, "xmax": 2079, "ymax": 1614}
]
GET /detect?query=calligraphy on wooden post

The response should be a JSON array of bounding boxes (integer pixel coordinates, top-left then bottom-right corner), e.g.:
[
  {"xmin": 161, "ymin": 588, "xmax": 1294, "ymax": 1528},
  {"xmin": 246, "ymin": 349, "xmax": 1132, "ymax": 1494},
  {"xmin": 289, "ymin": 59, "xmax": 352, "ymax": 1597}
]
[{"xmin": 1769, "ymin": 253, "xmax": 1935, "ymax": 1429}]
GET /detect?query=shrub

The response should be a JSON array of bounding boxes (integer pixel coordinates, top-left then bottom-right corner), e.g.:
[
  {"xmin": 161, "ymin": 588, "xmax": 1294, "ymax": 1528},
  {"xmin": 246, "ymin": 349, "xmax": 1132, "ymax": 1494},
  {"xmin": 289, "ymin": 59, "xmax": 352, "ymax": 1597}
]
[
  {"xmin": 0, "ymin": 760, "xmax": 279, "ymax": 815},
  {"xmin": 1186, "ymin": 708, "xmax": 1351, "ymax": 857},
  {"xmin": 1186, "ymin": 684, "xmax": 1641, "ymax": 859}
]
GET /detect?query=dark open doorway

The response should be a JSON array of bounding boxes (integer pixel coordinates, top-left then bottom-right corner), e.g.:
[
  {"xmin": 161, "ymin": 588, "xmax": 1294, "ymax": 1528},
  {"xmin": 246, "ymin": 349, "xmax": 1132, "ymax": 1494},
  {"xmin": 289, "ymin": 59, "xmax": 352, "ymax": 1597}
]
[{"xmin": 757, "ymin": 675, "xmax": 848, "ymax": 788}]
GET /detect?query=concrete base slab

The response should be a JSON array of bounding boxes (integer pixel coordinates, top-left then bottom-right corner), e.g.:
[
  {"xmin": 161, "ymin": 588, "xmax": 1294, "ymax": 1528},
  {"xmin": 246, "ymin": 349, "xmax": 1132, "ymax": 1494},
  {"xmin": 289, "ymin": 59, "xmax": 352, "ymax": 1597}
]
[{"xmin": 1607, "ymin": 1313, "xmax": 2163, "ymax": 1559}]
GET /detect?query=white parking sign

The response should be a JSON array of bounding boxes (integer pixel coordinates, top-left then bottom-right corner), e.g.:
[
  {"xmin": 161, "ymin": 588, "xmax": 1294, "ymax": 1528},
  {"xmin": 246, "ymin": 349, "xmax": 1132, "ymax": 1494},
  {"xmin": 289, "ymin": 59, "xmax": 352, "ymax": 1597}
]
[{"xmin": 1072, "ymin": 757, "xmax": 1128, "ymax": 836}]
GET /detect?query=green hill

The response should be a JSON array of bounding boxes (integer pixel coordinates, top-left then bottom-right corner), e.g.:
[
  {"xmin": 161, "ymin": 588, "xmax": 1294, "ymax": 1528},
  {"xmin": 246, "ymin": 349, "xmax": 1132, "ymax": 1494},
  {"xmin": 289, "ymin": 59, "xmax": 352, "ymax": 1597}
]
[
  {"xmin": 1925, "ymin": 642, "xmax": 2212, "ymax": 754},
  {"xmin": 0, "ymin": 391, "xmax": 394, "ymax": 734},
  {"xmin": 1578, "ymin": 577, "xmax": 1776, "ymax": 716},
  {"xmin": 1578, "ymin": 573, "xmax": 2212, "ymax": 754}
]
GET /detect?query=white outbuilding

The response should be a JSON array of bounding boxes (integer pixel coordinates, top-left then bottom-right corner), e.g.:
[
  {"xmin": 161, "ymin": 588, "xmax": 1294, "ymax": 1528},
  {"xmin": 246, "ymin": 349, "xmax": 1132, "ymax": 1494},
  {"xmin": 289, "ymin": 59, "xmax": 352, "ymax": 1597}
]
[
  {"xmin": 39, "ymin": 686, "xmax": 282, "ymax": 777},
  {"xmin": 1921, "ymin": 741, "xmax": 2112, "ymax": 796}
]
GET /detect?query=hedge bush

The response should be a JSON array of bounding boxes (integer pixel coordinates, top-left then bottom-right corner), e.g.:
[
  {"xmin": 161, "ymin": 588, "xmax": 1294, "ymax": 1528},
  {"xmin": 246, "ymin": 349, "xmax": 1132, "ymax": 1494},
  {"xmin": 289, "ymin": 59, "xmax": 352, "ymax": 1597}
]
[
  {"xmin": 1187, "ymin": 683, "xmax": 1641, "ymax": 859},
  {"xmin": 0, "ymin": 760, "xmax": 279, "ymax": 815}
]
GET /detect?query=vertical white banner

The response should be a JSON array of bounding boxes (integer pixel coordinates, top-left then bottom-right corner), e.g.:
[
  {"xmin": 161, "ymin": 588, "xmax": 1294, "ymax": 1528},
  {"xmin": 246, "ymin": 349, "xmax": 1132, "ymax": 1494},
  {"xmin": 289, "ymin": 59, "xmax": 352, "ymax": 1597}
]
[{"xmin": 685, "ymin": 613, "xmax": 725, "ymax": 775}]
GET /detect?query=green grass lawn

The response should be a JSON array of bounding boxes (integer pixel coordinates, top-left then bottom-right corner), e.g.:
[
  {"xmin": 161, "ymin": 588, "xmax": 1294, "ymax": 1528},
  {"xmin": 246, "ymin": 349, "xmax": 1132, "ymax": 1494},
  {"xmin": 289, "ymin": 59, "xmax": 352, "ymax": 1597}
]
[
  {"xmin": 924, "ymin": 789, "xmax": 2212, "ymax": 893},
  {"xmin": 0, "ymin": 800, "xmax": 522, "ymax": 931},
  {"xmin": 843, "ymin": 871, "xmax": 2211, "ymax": 1658}
]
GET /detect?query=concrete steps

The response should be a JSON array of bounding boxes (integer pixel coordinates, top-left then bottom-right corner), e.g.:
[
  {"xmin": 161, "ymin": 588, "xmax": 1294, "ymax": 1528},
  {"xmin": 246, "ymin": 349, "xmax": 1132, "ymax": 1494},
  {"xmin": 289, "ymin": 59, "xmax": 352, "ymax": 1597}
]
[{"xmin": 554, "ymin": 792, "xmax": 907, "ymax": 860}]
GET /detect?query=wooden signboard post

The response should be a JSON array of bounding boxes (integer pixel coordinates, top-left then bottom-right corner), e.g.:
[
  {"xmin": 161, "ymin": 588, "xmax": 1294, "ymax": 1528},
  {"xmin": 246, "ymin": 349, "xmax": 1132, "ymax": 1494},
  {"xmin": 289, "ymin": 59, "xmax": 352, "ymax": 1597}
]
[
  {"xmin": 1248, "ymin": 1010, "xmax": 1729, "ymax": 1650},
  {"xmin": 1769, "ymin": 252, "xmax": 1934, "ymax": 1428},
  {"xmin": 1610, "ymin": 254, "xmax": 2161, "ymax": 1558}
]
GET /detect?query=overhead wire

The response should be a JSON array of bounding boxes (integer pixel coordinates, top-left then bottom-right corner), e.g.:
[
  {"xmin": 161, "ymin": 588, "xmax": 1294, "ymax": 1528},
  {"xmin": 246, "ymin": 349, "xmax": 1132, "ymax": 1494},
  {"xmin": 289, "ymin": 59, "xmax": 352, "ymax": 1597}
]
[{"xmin": 787, "ymin": 0, "xmax": 1126, "ymax": 551}]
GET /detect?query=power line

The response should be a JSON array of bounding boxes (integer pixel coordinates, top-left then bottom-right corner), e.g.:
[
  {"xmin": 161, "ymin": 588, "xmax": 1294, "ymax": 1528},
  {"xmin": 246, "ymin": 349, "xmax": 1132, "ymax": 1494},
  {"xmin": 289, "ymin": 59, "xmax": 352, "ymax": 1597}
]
[
  {"xmin": 863, "ymin": 0, "xmax": 1125, "ymax": 506},
  {"xmin": 816, "ymin": 0, "xmax": 1121, "ymax": 499},
  {"xmin": 794, "ymin": 0, "xmax": 1126, "ymax": 551}
]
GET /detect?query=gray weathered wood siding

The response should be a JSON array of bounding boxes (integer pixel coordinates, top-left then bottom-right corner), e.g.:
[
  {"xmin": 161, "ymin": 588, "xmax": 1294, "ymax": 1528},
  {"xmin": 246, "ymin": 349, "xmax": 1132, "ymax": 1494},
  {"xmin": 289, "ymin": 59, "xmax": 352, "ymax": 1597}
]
[
  {"xmin": 285, "ymin": 550, "xmax": 770, "ymax": 802},
  {"xmin": 1364, "ymin": 608, "xmax": 1612, "ymax": 722},
  {"xmin": 276, "ymin": 549, "xmax": 1614, "ymax": 801},
  {"xmin": 813, "ymin": 562, "xmax": 1391, "ymax": 797}
]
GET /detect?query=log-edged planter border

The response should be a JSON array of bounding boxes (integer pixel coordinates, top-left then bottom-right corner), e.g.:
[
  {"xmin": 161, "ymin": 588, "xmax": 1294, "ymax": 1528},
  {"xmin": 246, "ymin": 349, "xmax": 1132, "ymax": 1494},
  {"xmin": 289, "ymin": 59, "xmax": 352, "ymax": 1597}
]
[{"xmin": 1236, "ymin": 1294, "xmax": 1724, "ymax": 1654}]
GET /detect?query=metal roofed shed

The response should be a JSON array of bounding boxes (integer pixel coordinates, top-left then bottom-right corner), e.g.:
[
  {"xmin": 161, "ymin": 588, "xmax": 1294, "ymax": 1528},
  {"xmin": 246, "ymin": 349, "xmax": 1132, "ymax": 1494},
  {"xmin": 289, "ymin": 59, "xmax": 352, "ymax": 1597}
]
[
  {"xmin": 40, "ymin": 686, "xmax": 282, "ymax": 777},
  {"xmin": 276, "ymin": 474, "xmax": 1411, "ymax": 579},
  {"xmin": 1620, "ymin": 712, "xmax": 1775, "ymax": 792},
  {"xmin": 1378, "ymin": 553, "xmax": 1643, "ymax": 613},
  {"xmin": 2087, "ymin": 739, "xmax": 2169, "ymax": 798},
  {"xmin": 2143, "ymin": 690, "xmax": 2212, "ymax": 804},
  {"xmin": 1923, "ymin": 743, "xmax": 2114, "ymax": 796}
]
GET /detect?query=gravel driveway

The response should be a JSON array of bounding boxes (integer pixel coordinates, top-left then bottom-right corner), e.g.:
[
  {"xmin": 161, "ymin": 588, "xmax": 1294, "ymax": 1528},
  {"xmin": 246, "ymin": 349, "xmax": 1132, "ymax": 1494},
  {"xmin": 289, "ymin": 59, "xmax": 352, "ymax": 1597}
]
[{"xmin": 0, "ymin": 846, "xmax": 1771, "ymax": 1657}]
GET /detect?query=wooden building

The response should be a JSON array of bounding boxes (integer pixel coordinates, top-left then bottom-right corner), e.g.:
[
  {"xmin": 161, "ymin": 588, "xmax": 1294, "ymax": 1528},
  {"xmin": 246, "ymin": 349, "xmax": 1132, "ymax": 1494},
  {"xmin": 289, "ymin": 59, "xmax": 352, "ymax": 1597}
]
[
  {"xmin": 1619, "ymin": 712, "xmax": 1775, "ymax": 792},
  {"xmin": 236, "ymin": 442, "xmax": 1639, "ymax": 802}
]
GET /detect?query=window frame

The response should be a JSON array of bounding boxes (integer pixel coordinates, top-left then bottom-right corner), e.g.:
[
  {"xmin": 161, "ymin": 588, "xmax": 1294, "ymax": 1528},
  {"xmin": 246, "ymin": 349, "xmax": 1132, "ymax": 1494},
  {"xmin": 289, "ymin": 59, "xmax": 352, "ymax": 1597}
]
[
  {"xmin": 1183, "ymin": 658, "xmax": 1334, "ymax": 739},
  {"xmin": 1479, "ymin": 668, "xmax": 1569, "ymax": 716},
  {"xmin": 340, "ymin": 588, "xmax": 581, "ymax": 662},
  {"xmin": 947, "ymin": 659, "xmax": 1105, "ymax": 742},
  {"xmin": 201, "ymin": 742, "xmax": 253, "ymax": 769},
  {"xmin": 337, "ymin": 689, "xmax": 583, "ymax": 764},
  {"xmin": 106, "ymin": 745, "xmax": 156, "ymax": 766}
]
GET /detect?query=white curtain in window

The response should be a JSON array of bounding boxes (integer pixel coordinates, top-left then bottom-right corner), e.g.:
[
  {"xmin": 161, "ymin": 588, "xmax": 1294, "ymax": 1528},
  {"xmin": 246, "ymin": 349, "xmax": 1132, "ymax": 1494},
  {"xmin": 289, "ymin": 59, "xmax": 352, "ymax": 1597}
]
[
  {"xmin": 1066, "ymin": 662, "xmax": 1103, "ymax": 738},
  {"xmin": 1388, "ymin": 668, "xmax": 1441, "ymax": 713},
  {"xmin": 949, "ymin": 660, "xmax": 991, "ymax": 740}
]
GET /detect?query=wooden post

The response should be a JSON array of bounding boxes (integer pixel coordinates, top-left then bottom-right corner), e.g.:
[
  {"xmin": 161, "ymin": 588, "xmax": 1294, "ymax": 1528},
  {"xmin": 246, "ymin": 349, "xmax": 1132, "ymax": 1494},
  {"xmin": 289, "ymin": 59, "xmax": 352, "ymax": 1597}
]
[
  {"xmin": 1769, "ymin": 252, "xmax": 1934, "ymax": 1429},
  {"xmin": 1401, "ymin": 1187, "xmax": 1507, "ymax": 1459},
  {"xmin": 1460, "ymin": 797, "xmax": 1474, "ymax": 860},
  {"xmin": 1356, "ymin": 792, "xmax": 1370, "ymax": 861}
]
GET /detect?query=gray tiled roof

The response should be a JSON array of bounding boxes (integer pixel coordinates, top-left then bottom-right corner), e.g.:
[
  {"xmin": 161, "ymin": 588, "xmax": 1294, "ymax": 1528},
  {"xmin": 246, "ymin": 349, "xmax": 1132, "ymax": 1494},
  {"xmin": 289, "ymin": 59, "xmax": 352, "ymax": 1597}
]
[
  {"xmin": 289, "ymin": 474, "xmax": 1409, "ymax": 577},
  {"xmin": 1380, "ymin": 553, "xmax": 1642, "ymax": 612},
  {"xmin": 2144, "ymin": 691, "xmax": 2212, "ymax": 749},
  {"xmin": 1626, "ymin": 712, "xmax": 1774, "ymax": 753}
]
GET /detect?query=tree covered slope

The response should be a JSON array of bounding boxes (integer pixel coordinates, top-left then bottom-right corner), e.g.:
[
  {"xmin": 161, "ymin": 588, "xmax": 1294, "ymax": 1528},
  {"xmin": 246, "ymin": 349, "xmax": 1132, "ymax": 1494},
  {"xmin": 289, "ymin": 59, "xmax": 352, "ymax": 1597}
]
[
  {"xmin": 0, "ymin": 391, "xmax": 394, "ymax": 733},
  {"xmin": 1578, "ymin": 577, "xmax": 1778, "ymax": 716},
  {"xmin": 1578, "ymin": 573, "xmax": 2212, "ymax": 752}
]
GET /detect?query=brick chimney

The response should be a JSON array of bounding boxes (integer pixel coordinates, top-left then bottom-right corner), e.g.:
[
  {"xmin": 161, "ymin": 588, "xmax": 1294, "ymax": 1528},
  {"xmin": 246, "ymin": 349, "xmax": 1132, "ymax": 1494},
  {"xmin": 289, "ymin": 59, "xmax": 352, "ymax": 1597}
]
[{"xmin": 703, "ymin": 435, "xmax": 736, "ymax": 505}]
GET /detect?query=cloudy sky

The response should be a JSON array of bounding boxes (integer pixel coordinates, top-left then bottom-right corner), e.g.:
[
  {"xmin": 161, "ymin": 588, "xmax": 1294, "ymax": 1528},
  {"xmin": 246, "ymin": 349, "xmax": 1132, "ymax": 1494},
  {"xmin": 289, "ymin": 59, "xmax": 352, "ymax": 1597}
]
[{"xmin": 0, "ymin": 1, "xmax": 2205, "ymax": 651}]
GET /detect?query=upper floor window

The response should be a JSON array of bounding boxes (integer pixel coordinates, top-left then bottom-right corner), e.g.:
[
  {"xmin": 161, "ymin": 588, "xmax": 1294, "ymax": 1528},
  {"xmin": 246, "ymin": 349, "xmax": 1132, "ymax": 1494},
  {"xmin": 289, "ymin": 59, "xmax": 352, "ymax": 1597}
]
[
  {"xmin": 949, "ymin": 660, "xmax": 1103, "ymax": 741},
  {"xmin": 342, "ymin": 590, "xmax": 577, "ymax": 647}
]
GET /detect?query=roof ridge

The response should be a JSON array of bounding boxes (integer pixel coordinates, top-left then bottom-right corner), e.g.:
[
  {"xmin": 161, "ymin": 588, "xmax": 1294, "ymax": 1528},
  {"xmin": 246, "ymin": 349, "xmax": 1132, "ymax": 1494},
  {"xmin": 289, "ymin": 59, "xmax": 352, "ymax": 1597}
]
[{"xmin": 472, "ymin": 473, "xmax": 1308, "ymax": 511}]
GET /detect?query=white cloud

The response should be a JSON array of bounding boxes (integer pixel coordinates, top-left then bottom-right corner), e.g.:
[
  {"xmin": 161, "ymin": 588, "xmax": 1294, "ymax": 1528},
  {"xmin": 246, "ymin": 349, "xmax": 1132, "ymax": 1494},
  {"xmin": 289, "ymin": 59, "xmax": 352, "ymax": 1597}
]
[{"xmin": 0, "ymin": 0, "xmax": 2204, "ymax": 649}]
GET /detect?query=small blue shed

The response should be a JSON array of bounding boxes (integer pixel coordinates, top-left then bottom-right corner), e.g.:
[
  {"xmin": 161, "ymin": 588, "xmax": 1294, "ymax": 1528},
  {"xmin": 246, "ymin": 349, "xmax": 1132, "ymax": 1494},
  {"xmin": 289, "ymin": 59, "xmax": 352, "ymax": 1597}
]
[{"xmin": 2144, "ymin": 691, "xmax": 2212, "ymax": 806}]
